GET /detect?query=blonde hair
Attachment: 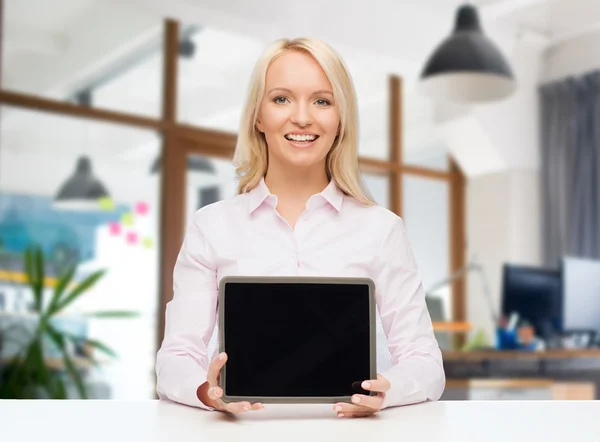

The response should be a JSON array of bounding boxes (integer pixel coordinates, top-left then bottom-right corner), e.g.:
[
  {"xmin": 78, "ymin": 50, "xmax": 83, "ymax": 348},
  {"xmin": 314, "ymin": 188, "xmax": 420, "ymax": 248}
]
[{"xmin": 232, "ymin": 37, "xmax": 375, "ymax": 206}]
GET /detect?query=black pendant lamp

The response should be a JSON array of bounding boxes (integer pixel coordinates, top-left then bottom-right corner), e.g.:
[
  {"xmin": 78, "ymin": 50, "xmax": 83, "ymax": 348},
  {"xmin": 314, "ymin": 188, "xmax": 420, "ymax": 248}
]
[
  {"xmin": 54, "ymin": 156, "xmax": 110, "ymax": 210},
  {"xmin": 420, "ymin": 4, "xmax": 516, "ymax": 103}
]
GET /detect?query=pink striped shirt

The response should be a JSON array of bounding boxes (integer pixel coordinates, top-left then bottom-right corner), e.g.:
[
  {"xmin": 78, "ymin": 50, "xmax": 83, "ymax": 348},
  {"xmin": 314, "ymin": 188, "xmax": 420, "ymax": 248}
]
[{"xmin": 156, "ymin": 177, "xmax": 445, "ymax": 410}]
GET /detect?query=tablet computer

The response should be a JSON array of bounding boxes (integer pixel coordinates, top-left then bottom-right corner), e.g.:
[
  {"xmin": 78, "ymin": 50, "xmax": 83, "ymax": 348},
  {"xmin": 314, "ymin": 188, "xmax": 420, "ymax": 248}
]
[{"xmin": 218, "ymin": 276, "xmax": 377, "ymax": 404}]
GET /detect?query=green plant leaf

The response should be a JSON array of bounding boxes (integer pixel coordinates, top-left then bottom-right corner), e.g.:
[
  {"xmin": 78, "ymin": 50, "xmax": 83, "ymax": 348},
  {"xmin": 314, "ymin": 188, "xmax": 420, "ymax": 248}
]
[
  {"xmin": 24, "ymin": 246, "xmax": 35, "ymax": 283},
  {"xmin": 0, "ymin": 338, "xmax": 51, "ymax": 399},
  {"xmin": 84, "ymin": 310, "xmax": 139, "ymax": 318},
  {"xmin": 0, "ymin": 363, "xmax": 20, "ymax": 398},
  {"xmin": 50, "ymin": 269, "xmax": 106, "ymax": 315},
  {"xmin": 33, "ymin": 247, "xmax": 44, "ymax": 312},
  {"xmin": 45, "ymin": 326, "xmax": 87, "ymax": 399},
  {"xmin": 61, "ymin": 352, "xmax": 86, "ymax": 399},
  {"xmin": 61, "ymin": 332, "xmax": 117, "ymax": 359},
  {"xmin": 82, "ymin": 338, "xmax": 117, "ymax": 358},
  {"xmin": 24, "ymin": 246, "xmax": 44, "ymax": 313},
  {"xmin": 53, "ymin": 376, "xmax": 67, "ymax": 400},
  {"xmin": 24, "ymin": 247, "xmax": 37, "ymax": 301},
  {"xmin": 47, "ymin": 264, "xmax": 76, "ymax": 316},
  {"xmin": 24, "ymin": 341, "xmax": 52, "ymax": 397},
  {"xmin": 88, "ymin": 356, "xmax": 102, "ymax": 368}
]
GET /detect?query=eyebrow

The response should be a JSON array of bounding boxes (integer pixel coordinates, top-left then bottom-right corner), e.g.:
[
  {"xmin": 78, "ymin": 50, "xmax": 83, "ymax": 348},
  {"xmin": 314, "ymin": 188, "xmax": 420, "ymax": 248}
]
[{"xmin": 268, "ymin": 87, "xmax": 333, "ymax": 96}]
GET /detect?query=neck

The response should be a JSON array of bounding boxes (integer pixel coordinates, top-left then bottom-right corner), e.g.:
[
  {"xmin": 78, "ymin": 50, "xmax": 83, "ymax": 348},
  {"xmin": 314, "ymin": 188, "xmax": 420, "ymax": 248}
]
[{"xmin": 264, "ymin": 165, "xmax": 330, "ymax": 203}]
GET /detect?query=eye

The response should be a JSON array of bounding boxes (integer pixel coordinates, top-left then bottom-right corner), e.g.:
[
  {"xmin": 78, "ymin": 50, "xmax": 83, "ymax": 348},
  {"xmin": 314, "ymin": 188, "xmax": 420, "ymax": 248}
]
[
  {"xmin": 315, "ymin": 99, "xmax": 331, "ymax": 106},
  {"xmin": 273, "ymin": 96, "xmax": 289, "ymax": 104}
]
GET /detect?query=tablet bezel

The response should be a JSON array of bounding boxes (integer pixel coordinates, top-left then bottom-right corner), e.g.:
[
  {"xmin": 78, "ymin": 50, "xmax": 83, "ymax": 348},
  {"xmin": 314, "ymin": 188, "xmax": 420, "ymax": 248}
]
[{"xmin": 217, "ymin": 275, "xmax": 378, "ymax": 404}]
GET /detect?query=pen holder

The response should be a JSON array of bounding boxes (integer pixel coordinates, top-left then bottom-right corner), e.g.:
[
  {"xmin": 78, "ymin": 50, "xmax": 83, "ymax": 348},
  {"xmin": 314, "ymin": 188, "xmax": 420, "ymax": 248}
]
[{"xmin": 496, "ymin": 328, "xmax": 518, "ymax": 350}]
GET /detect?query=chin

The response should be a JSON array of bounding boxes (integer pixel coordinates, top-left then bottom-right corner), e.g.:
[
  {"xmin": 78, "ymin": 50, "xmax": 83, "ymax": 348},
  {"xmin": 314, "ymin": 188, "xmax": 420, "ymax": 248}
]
[
  {"xmin": 268, "ymin": 141, "xmax": 330, "ymax": 171},
  {"xmin": 283, "ymin": 152, "xmax": 327, "ymax": 169}
]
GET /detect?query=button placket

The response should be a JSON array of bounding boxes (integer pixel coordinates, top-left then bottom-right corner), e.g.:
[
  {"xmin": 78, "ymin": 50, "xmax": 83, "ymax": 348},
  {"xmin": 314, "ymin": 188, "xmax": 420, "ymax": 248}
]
[
  {"xmin": 291, "ymin": 227, "xmax": 300, "ymax": 265},
  {"xmin": 292, "ymin": 234, "xmax": 299, "ymax": 260}
]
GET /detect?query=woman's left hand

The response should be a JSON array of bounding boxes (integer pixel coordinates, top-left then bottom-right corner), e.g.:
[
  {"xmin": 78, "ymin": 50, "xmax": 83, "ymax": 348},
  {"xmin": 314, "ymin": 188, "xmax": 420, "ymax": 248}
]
[{"xmin": 333, "ymin": 374, "xmax": 391, "ymax": 418}]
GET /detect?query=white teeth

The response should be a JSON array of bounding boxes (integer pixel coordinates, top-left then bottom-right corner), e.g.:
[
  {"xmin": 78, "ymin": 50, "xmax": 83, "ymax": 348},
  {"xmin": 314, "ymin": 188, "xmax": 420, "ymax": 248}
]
[{"xmin": 285, "ymin": 134, "xmax": 317, "ymax": 142}]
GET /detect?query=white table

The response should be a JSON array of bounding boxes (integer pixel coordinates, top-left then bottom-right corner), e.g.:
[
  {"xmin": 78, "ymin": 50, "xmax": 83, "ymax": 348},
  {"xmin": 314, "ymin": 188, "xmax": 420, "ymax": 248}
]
[{"xmin": 2, "ymin": 399, "xmax": 599, "ymax": 442}]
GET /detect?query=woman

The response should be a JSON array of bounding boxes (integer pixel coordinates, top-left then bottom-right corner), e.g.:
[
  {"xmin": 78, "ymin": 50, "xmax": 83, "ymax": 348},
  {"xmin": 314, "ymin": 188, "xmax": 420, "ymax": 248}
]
[{"xmin": 155, "ymin": 37, "xmax": 445, "ymax": 418}]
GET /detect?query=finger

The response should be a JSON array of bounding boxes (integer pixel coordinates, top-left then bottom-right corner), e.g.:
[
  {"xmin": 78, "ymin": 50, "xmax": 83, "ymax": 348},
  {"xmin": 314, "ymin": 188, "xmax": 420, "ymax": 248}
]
[
  {"xmin": 338, "ymin": 411, "xmax": 375, "ymax": 418},
  {"xmin": 207, "ymin": 352, "xmax": 227, "ymax": 384},
  {"xmin": 207, "ymin": 386, "xmax": 223, "ymax": 401},
  {"xmin": 333, "ymin": 402, "xmax": 373, "ymax": 415},
  {"xmin": 225, "ymin": 401, "xmax": 254, "ymax": 413},
  {"xmin": 361, "ymin": 375, "xmax": 391, "ymax": 393},
  {"xmin": 350, "ymin": 393, "xmax": 384, "ymax": 410},
  {"xmin": 227, "ymin": 402, "xmax": 263, "ymax": 411}
]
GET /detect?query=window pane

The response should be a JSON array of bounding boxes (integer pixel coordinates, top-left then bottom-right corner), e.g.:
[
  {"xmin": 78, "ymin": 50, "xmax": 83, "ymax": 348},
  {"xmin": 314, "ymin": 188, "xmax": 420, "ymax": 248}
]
[
  {"xmin": 362, "ymin": 173, "xmax": 390, "ymax": 209},
  {"xmin": 184, "ymin": 153, "xmax": 237, "ymax": 227},
  {"xmin": 177, "ymin": 26, "xmax": 266, "ymax": 131},
  {"xmin": 343, "ymin": 58, "xmax": 389, "ymax": 160},
  {"xmin": 403, "ymin": 91, "xmax": 450, "ymax": 171},
  {"xmin": 405, "ymin": 149, "xmax": 451, "ymax": 171},
  {"xmin": 3, "ymin": 1, "xmax": 163, "ymax": 118},
  {"xmin": 402, "ymin": 175, "xmax": 451, "ymax": 320},
  {"xmin": 0, "ymin": 106, "xmax": 161, "ymax": 399}
]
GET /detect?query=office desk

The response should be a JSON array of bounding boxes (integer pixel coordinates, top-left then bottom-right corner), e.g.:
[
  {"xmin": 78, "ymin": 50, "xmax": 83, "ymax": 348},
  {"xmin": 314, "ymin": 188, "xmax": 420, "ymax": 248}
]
[
  {"xmin": 443, "ymin": 349, "xmax": 600, "ymax": 360},
  {"xmin": 2, "ymin": 400, "xmax": 599, "ymax": 442},
  {"xmin": 443, "ymin": 350, "xmax": 600, "ymax": 399}
]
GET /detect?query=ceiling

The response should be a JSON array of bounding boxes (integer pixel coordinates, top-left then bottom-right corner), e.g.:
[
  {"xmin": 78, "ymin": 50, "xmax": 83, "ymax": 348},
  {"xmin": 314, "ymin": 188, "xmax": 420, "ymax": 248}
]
[{"xmin": 2, "ymin": 0, "xmax": 600, "ymax": 171}]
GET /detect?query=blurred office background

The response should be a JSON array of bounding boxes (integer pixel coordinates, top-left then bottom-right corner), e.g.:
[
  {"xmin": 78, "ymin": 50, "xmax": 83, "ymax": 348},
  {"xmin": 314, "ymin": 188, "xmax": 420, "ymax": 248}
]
[{"xmin": 0, "ymin": 0, "xmax": 599, "ymax": 402}]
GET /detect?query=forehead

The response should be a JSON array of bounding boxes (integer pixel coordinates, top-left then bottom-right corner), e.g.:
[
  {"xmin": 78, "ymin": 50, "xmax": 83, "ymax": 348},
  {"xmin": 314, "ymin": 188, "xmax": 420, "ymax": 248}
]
[{"xmin": 265, "ymin": 50, "xmax": 333, "ymax": 92}]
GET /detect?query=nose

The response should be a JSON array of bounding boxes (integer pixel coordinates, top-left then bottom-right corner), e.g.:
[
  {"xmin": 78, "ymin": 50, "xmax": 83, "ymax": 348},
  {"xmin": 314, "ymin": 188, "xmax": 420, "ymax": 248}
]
[{"xmin": 290, "ymin": 102, "xmax": 312, "ymax": 127}]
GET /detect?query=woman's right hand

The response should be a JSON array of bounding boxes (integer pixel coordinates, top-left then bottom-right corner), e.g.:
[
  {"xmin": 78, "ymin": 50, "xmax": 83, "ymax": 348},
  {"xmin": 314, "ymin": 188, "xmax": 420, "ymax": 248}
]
[{"xmin": 197, "ymin": 352, "xmax": 264, "ymax": 413}]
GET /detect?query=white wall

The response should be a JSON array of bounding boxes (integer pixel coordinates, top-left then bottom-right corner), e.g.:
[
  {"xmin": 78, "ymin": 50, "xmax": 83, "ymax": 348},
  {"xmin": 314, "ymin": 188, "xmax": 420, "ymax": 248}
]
[
  {"xmin": 455, "ymin": 39, "xmax": 545, "ymax": 344},
  {"xmin": 467, "ymin": 171, "xmax": 511, "ymax": 342},
  {"xmin": 508, "ymin": 170, "xmax": 542, "ymax": 265},
  {"xmin": 474, "ymin": 42, "xmax": 544, "ymax": 171},
  {"xmin": 466, "ymin": 170, "xmax": 542, "ymax": 342},
  {"xmin": 543, "ymin": 29, "xmax": 600, "ymax": 83}
]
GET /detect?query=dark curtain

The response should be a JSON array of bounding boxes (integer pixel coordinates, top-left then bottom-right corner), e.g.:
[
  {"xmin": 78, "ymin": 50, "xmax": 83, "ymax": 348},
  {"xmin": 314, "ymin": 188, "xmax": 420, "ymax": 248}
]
[{"xmin": 540, "ymin": 70, "xmax": 600, "ymax": 267}]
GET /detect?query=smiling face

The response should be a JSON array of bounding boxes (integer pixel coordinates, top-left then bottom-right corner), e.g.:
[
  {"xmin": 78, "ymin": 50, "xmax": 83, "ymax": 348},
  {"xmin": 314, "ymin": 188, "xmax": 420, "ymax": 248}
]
[{"xmin": 256, "ymin": 50, "xmax": 340, "ymax": 176}]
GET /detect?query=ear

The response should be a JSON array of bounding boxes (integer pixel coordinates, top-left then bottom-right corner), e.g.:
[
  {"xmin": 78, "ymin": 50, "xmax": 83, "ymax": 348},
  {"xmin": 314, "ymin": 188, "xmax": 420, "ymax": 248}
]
[{"xmin": 256, "ymin": 117, "xmax": 264, "ymax": 133}]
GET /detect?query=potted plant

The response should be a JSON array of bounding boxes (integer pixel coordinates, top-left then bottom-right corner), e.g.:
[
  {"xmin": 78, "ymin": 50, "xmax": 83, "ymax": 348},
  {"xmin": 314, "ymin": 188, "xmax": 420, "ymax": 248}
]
[{"xmin": 0, "ymin": 244, "xmax": 137, "ymax": 399}]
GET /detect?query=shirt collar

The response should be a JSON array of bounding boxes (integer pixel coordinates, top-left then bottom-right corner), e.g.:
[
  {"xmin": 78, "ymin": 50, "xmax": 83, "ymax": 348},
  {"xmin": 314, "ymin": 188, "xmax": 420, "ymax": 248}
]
[
  {"xmin": 316, "ymin": 179, "xmax": 344, "ymax": 212},
  {"xmin": 247, "ymin": 177, "xmax": 276, "ymax": 214},
  {"xmin": 247, "ymin": 177, "xmax": 344, "ymax": 214}
]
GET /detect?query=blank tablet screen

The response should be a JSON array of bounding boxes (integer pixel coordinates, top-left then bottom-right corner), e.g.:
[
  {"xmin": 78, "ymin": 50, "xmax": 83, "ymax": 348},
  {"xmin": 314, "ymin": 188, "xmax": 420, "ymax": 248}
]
[{"xmin": 221, "ymin": 279, "xmax": 374, "ymax": 399}]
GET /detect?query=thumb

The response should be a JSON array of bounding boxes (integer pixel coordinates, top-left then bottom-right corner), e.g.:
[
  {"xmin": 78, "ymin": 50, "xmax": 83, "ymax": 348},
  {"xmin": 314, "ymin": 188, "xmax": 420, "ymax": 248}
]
[{"xmin": 208, "ymin": 352, "xmax": 227, "ymax": 385}]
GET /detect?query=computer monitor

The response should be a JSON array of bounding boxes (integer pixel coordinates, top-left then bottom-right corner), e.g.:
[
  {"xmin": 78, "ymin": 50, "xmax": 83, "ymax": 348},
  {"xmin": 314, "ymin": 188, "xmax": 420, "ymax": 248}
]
[
  {"xmin": 561, "ymin": 256, "xmax": 600, "ymax": 338},
  {"xmin": 501, "ymin": 264, "xmax": 562, "ymax": 339},
  {"xmin": 425, "ymin": 296, "xmax": 451, "ymax": 350}
]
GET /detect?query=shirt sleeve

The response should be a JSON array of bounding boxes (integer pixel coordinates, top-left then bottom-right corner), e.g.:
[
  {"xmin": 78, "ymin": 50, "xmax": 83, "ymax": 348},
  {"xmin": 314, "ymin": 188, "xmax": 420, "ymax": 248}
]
[
  {"xmin": 374, "ymin": 217, "xmax": 446, "ymax": 409},
  {"xmin": 155, "ymin": 210, "xmax": 218, "ymax": 411}
]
